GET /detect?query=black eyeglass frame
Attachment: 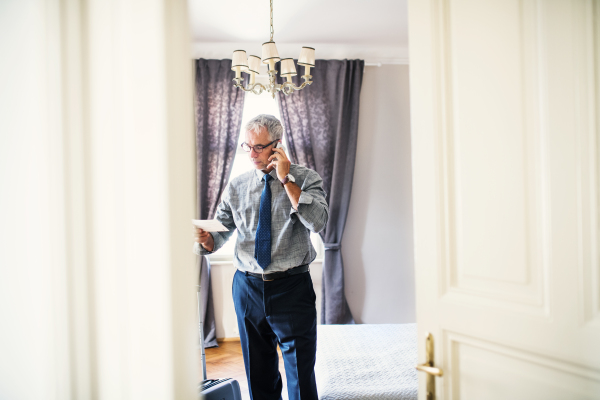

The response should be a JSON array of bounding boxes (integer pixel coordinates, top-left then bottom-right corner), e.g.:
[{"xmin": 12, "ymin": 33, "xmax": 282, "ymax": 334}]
[{"xmin": 240, "ymin": 139, "xmax": 278, "ymax": 153}]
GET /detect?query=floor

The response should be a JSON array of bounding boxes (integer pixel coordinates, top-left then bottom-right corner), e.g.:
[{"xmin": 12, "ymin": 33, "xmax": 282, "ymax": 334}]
[{"xmin": 202, "ymin": 340, "xmax": 289, "ymax": 400}]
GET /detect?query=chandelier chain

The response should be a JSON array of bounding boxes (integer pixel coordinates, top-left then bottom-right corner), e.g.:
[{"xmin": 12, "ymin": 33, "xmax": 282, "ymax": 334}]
[{"xmin": 269, "ymin": 0, "xmax": 274, "ymax": 42}]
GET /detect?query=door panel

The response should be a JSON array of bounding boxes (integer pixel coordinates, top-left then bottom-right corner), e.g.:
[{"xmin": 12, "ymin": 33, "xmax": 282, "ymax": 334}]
[
  {"xmin": 440, "ymin": 0, "xmax": 547, "ymax": 313},
  {"xmin": 447, "ymin": 333, "xmax": 600, "ymax": 399}
]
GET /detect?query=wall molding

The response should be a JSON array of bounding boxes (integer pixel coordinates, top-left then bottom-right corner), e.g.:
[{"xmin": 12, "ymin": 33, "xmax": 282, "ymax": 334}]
[{"xmin": 191, "ymin": 41, "xmax": 409, "ymax": 64}]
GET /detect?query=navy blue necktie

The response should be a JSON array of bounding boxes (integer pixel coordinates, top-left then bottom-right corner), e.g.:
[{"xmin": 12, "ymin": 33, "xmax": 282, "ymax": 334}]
[{"xmin": 255, "ymin": 174, "xmax": 273, "ymax": 269}]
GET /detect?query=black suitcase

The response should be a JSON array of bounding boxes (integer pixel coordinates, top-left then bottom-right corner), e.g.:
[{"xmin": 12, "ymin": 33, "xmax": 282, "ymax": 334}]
[
  {"xmin": 197, "ymin": 265, "xmax": 243, "ymax": 400},
  {"xmin": 200, "ymin": 378, "xmax": 242, "ymax": 400}
]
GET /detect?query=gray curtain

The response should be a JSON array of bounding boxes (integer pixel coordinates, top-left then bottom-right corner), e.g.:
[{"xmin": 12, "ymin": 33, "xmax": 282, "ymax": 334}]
[
  {"xmin": 195, "ymin": 59, "xmax": 245, "ymax": 347},
  {"xmin": 276, "ymin": 59, "xmax": 364, "ymax": 324}
]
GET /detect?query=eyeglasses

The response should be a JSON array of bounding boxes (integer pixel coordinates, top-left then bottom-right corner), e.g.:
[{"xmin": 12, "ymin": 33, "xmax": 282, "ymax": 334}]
[{"xmin": 241, "ymin": 139, "xmax": 277, "ymax": 153}]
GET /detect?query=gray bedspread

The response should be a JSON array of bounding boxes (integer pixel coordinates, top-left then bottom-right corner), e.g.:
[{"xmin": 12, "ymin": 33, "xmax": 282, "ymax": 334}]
[{"xmin": 315, "ymin": 324, "xmax": 418, "ymax": 400}]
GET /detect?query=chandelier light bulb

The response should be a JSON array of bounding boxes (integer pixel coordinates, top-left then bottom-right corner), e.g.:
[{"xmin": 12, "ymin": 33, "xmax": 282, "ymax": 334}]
[
  {"xmin": 298, "ymin": 47, "xmax": 315, "ymax": 67},
  {"xmin": 298, "ymin": 47, "xmax": 315, "ymax": 77},
  {"xmin": 247, "ymin": 55, "xmax": 262, "ymax": 85},
  {"xmin": 247, "ymin": 56, "xmax": 261, "ymax": 74},
  {"xmin": 262, "ymin": 42, "xmax": 281, "ymax": 67},
  {"xmin": 231, "ymin": 50, "xmax": 249, "ymax": 79},
  {"xmin": 280, "ymin": 58, "xmax": 297, "ymax": 82}
]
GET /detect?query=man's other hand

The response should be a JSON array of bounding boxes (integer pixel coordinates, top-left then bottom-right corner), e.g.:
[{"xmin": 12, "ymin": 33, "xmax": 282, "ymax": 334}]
[{"xmin": 195, "ymin": 227, "xmax": 214, "ymax": 252}]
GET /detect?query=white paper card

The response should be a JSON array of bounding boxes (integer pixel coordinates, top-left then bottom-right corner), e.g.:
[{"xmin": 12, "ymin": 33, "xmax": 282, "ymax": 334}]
[{"xmin": 191, "ymin": 219, "xmax": 229, "ymax": 232}]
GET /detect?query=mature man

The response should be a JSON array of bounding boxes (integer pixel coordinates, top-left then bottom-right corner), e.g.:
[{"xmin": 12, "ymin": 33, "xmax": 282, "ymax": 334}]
[{"xmin": 194, "ymin": 114, "xmax": 328, "ymax": 400}]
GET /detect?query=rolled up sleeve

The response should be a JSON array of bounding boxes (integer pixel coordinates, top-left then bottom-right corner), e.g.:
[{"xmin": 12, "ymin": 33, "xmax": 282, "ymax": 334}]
[{"xmin": 290, "ymin": 170, "xmax": 329, "ymax": 233}]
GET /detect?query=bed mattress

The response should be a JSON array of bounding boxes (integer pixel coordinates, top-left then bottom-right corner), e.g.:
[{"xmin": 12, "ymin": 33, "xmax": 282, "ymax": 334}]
[{"xmin": 315, "ymin": 323, "xmax": 418, "ymax": 400}]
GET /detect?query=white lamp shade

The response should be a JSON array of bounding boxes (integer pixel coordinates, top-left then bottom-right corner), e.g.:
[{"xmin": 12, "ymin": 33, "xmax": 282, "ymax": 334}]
[
  {"xmin": 261, "ymin": 41, "xmax": 280, "ymax": 64},
  {"xmin": 232, "ymin": 50, "xmax": 249, "ymax": 71},
  {"xmin": 247, "ymin": 55, "xmax": 261, "ymax": 74},
  {"xmin": 298, "ymin": 47, "xmax": 315, "ymax": 67},
  {"xmin": 280, "ymin": 58, "xmax": 297, "ymax": 76}
]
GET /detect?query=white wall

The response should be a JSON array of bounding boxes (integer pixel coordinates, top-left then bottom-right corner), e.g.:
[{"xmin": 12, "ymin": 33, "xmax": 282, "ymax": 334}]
[{"xmin": 343, "ymin": 64, "xmax": 416, "ymax": 324}]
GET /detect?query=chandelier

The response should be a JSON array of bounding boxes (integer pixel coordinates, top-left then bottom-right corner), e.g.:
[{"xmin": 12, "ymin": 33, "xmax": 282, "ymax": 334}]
[{"xmin": 231, "ymin": 0, "xmax": 315, "ymax": 98}]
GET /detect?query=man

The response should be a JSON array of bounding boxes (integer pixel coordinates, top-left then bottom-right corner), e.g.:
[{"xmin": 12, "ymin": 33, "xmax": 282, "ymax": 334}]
[{"xmin": 194, "ymin": 114, "xmax": 328, "ymax": 400}]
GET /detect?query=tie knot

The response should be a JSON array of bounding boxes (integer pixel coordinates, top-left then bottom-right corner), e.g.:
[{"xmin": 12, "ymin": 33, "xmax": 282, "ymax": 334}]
[{"xmin": 263, "ymin": 174, "xmax": 273, "ymax": 183}]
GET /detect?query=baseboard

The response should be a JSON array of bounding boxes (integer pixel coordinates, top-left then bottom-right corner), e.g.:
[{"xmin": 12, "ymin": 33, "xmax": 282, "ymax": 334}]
[{"xmin": 217, "ymin": 337, "xmax": 241, "ymax": 342}]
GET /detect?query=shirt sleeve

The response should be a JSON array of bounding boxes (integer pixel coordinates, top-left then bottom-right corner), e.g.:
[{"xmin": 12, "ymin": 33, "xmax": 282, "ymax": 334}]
[
  {"xmin": 290, "ymin": 169, "xmax": 329, "ymax": 233},
  {"xmin": 193, "ymin": 184, "xmax": 237, "ymax": 256}
]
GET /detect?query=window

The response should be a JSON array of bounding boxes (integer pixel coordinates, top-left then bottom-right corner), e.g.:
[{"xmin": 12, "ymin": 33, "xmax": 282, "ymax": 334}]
[{"xmin": 208, "ymin": 93, "xmax": 324, "ymax": 263}]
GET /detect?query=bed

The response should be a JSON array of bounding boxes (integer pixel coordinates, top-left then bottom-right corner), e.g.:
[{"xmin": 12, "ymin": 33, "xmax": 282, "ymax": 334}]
[{"xmin": 315, "ymin": 323, "xmax": 418, "ymax": 400}]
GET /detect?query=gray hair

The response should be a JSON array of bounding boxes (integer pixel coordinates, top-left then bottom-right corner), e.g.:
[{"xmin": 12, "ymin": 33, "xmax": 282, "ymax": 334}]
[{"xmin": 244, "ymin": 114, "xmax": 283, "ymax": 141}]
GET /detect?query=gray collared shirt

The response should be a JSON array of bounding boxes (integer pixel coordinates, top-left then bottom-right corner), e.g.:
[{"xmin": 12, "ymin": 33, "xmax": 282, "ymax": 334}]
[{"xmin": 194, "ymin": 164, "xmax": 329, "ymax": 274}]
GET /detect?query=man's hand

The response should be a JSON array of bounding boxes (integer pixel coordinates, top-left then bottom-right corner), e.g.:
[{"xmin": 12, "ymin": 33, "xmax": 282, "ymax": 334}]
[
  {"xmin": 268, "ymin": 145, "xmax": 291, "ymax": 182},
  {"xmin": 195, "ymin": 227, "xmax": 214, "ymax": 252},
  {"xmin": 268, "ymin": 144, "xmax": 301, "ymax": 209}
]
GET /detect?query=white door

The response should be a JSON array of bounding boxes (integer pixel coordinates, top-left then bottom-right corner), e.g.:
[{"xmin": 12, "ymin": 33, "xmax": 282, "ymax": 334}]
[
  {"xmin": 408, "ymin": 1, "xmax": 600, "ymax": 399},
  {"xmin": 0, "ymin": 1, "xmax": 198, "ymax": 399}
]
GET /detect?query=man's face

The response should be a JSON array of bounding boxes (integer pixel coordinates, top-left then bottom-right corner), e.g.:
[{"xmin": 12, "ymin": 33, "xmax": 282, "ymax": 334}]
[{"xmin": 245, "ymin": 126, "xmax": 276, "ymax": 170}]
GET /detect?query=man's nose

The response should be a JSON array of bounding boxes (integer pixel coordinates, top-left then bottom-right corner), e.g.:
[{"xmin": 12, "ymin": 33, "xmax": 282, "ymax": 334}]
[{"xmin": 250, "ymin": 149, "xmax": 259, "ymax": 158}]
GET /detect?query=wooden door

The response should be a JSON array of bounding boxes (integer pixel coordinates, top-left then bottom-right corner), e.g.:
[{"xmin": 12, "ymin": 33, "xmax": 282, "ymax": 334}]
[{"xmin": 408, "ymin": 1, "xmax": 600, "ymax": 398}]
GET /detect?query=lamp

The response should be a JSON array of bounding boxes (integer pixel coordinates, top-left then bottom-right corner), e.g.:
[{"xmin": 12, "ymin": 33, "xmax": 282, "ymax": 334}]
[
  {"xmin": 246, "ymin": 55, "xmax": 261, "ymax": 85},
  {"xmin": 280, "ymin": 59, "xmax": 297, "ymax": 82},
  {"xmin": 231, "ymin": 50, "xmax": 249, "ymax": 80},
  {"xmin": 231, "ymin": 0, "xmax": 314, "ymax": 98},
  {"xmin": 298, "ymin": 47, "xmax": 315, "ymax": 77}
]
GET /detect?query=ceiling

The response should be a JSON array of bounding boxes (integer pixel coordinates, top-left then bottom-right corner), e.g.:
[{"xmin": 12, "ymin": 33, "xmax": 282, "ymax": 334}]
[{"xmin": 188, "ymin": 0, "xmax": 409, "ymax": 64}]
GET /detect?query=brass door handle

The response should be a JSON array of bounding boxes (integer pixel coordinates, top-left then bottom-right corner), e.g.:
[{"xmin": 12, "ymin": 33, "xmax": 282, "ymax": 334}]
[
  {"xmin": 415, "ymin": 333, "xmax": 443, "ymax": 400},
  {"xmin": 416, "ymin": 363, "xmax": 443, "ymax": 377}
]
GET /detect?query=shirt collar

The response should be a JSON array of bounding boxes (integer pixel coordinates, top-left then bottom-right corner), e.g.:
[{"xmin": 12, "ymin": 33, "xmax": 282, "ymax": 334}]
[{"xmin": 254, "ymin": 168, "xmax": 278, "ymax": 184}]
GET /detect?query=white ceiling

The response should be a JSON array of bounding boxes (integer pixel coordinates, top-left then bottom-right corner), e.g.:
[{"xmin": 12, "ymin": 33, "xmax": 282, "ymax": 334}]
[{"xmin": 188, "ymin": 0, "xmax": 409, "ymax": 64}]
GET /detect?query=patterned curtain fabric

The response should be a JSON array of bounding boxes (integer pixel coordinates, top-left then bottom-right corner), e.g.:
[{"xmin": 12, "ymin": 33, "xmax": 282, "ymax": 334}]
[
  {"xmin": 276, "ymin": 59, "xmax": 364, "ymax": 324},
  {"xmin": 195, "ymin": 59, "xmax": 245, "ymax": 346}
]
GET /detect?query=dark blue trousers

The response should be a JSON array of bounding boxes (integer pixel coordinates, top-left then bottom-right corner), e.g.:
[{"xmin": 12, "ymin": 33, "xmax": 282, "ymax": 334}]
[{"xmin": 232, "ymin": 269, "xmax": 318, "ymax": 400}]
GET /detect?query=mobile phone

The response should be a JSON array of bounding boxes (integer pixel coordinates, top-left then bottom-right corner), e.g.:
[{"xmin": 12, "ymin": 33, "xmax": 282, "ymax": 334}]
[
  {"xmin": 271, "ymin": 142, "xmax": 287, "ymax": 165},
  {"xmin": 275, "ymin": 141, "xmax": 287, "ymax": 153}
]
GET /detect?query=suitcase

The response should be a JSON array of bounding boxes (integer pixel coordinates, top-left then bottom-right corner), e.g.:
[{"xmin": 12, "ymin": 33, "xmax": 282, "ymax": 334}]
[
  {"xmin": 200, "ymin": 378, "xmax": 242, "ymax": 400},
  {"xmin": 197, "ymin": 262, "xmax": 243, "ymax": 400}
]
